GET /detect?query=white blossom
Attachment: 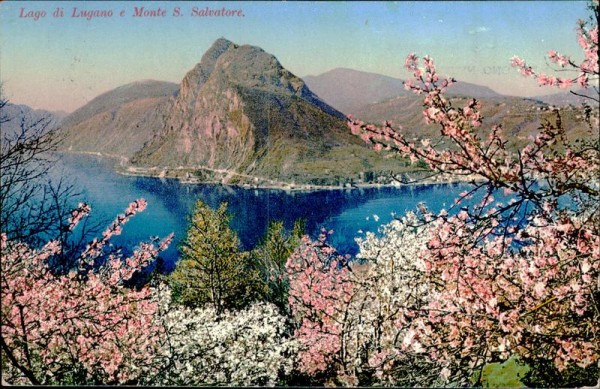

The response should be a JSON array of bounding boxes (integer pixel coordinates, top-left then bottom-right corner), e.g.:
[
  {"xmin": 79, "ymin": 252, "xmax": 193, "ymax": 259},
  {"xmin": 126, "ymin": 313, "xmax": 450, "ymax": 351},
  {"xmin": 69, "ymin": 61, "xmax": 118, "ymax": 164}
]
[
  {"xmin": 310, "ymin": 213, "xmax": 447, "ymax": 385},
  {"xmin": 151, "ymin": 285, "xmax": 299, "ymax": 386}
]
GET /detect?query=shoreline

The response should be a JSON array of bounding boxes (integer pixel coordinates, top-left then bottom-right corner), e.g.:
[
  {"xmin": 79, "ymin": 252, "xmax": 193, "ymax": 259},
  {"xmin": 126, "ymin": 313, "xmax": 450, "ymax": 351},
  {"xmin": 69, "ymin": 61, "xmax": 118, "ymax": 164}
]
[{"xmin": 59, "ymin": 151, "xmax": 481, "ymax": 192}]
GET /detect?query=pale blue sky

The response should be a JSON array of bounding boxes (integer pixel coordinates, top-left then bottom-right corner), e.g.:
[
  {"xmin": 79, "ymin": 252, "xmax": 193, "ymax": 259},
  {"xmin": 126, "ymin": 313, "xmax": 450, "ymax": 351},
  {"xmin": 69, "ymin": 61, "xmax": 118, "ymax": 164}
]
[{"xmin": 0, "ymin": 1, "xmax": 591, "ymax": 112}]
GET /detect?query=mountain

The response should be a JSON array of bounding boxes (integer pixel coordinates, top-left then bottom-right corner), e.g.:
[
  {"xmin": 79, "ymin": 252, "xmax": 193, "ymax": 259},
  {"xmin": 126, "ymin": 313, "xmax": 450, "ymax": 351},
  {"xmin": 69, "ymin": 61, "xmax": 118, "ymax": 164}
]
[
  {"xmin": 351, "ymin": 93, "xmax": 596, "ymax": 150},
  {"xmin": 303, "ymin": 68, "xmax": 408, "ymax": 114},
  {"xmin": 532, "ymin": 89, "xmax": 599, "ymax": 107},
  {"xmin": 303, "ymin": 67, "xmax": 503, "ymax": 115},
  {"xmin": 1, "ymin": 103, "xmax": 62, "ymax": 141},
  {"xmin": 60, "ymin": 80, "xmax": 178, "ymax": 158},
  {"xmin": 304, "ymin": 68, "xmax": 596, "ymax": 148},
  {"xmin": 57, "ymin": 39, "xmax": 418, "ymax": 187},
  {"xmin": 130, "ymin": 38, "xmax": 393, "ymax": 185}
]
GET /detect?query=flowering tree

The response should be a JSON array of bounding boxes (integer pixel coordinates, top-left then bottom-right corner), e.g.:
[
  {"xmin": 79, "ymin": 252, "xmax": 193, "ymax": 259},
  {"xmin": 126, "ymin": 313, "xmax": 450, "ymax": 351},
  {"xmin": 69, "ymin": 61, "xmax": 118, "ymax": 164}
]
[
  {"xmin": 510, "ymin": 2, "xmax": 598, "ymax": 102},
  {"xmin": 286, "ymin": 225, "xmax": 444, "ymax": 386},
  {"xmin": 1, "ymin": 199, "xmax": 173, "ymax": 385},
  {"xmin": 352, "ymin": 215, "xmax": 444, "ymax": 386},
  {"xmin": 152, "ymin": 283, "xmax": 298, "ymax": 386},
  {"xmin": 286, "ymin": 231, "xmax": 356, "ymax": 385},
  {"xmin": 347, "ymin": 4, "xmax": 599, "ymax": 386}
]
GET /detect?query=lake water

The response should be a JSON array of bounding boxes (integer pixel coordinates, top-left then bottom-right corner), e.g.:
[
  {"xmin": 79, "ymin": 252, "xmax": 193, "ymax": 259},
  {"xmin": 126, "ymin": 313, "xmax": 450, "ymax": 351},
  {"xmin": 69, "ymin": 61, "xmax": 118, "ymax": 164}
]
[{"xmin": 53, "ymin": 153, "xmax": 472, "ymax": 271}]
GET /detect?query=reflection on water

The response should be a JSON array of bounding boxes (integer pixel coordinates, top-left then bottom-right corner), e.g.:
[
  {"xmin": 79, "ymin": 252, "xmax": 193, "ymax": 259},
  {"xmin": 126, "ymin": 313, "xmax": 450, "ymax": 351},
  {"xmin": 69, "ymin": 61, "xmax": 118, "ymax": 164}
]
[{"xmin": 52, "ymin": 153, "xmax": 471, "ymax": 270}]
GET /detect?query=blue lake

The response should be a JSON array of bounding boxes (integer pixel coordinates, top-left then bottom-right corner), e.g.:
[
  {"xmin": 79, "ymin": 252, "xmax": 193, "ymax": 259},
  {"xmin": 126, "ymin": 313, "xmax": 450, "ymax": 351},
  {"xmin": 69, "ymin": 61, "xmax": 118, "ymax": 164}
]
[{"xmin": 53, "ymin": 153, "xmax": 472, "ymax": 271}]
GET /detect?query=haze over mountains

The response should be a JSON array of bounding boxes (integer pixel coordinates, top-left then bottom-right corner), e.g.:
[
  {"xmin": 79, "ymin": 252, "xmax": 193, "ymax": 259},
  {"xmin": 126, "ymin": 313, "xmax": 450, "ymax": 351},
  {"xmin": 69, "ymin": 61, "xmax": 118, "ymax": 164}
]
[
  {"xmin": 303, "ymin": 67, "xmax": 596, "ymax": 146},
  {"xmin": 303, "ymin": 67, "xmax": 502, "ymax": 115},
  {"xmin": 531, "ymin": 89, "xmax": 599, "ymax": 107},
  {"xmin": 10, "ymin": 37, "xmax": 594, "ymax": 187},
  {"xmin": 304, "ymin": 67, "xmax": 597, "ymax": 114},
  {"xmin": 1, "ymin": 103, "xmax": 64, "ymax": 140}
]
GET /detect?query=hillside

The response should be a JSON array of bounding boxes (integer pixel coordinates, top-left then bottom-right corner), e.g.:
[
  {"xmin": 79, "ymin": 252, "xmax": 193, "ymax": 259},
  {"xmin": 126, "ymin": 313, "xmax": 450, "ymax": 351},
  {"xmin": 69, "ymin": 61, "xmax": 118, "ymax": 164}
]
[
  {"xmin": 0, "ymin": 103, "xmax": 61, "ymax": 141},
  {"xmin": 59, "ymin": 80, "xmax": 178, "ymax": 158},
  {"xmin": 351, "ymin": 93, "xmax": 596, "ymax": 149},
  {"xmin": 54, "ymin": 40, "xmax": 597, "ymax": 189},
  {"xmin": 303, "ymin": 67, "xmax": 503, "ymax": 115},
  {"xmin": 533, "ymin": 89, "xmax": 599, "ymax": 107}
]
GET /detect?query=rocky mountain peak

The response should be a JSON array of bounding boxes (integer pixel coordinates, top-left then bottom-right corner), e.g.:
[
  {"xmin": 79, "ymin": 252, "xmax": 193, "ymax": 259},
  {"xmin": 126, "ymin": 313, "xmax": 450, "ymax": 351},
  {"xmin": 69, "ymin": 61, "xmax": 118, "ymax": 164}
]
[
  {"xmin": 131, "ymin": 38, "xmax": 352, "ymax": 174},
  {"xmin": 177, "ymin": 38, "xmax": 232, "ymax": 102},
  {"xmin": 177, "ymin": 38, "xmax": 343, "ymax": 119},
  {"xmin": 205, "ymin": 37, "xmax": 235, "ymax": 57}
]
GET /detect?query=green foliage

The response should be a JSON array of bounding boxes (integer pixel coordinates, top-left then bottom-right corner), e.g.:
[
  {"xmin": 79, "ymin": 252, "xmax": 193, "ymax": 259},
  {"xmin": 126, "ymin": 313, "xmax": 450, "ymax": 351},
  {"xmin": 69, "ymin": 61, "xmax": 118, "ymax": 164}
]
[
  {"xmin": 251, "ymin": 219, "xmax": 305, "ymax": 313},
  {"xmin": 168, "ymin": 200, "xmax": 265, "ymax": 313},
  {"xmin": 523, "ymin": 357, "xmax": 600, "ymax": 387},
  {"xmin": 473, "ymin": 354, "xmax": 600, "ymax": 388},
  {"xmin": 471, "ymin": 355, "xmax": 530, "ymax": 387},
  {"xmin": 415, "ymin": 158, "xmax": 429, "ymax": 169}
]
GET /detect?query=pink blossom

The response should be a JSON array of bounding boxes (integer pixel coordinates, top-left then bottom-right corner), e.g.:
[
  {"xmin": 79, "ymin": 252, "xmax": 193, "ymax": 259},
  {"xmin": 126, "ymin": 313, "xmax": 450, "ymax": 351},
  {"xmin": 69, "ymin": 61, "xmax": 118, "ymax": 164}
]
[
  {"xmin": 557, "ymin": 77, "xmax": 573, "ymax": 89},
  {"xmin": 1, "ymin": 200, "xmax": 173, "ymax": 385},
  {"xmin": 346, "ymin": 28, "xmax": 599, "ymax": 382},
  {"xmin": 510, "ymin": 55, "xmax": 525, "ymax": 68}
]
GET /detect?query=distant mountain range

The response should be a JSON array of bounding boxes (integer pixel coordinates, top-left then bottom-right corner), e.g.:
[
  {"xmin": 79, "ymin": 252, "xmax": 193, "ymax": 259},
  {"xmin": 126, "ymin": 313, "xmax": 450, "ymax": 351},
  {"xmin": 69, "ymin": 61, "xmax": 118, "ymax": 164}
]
[
  {"xmin": 303, "ymin": 67, "xmax": 595, "ymax": 147},
  {"xmin": 13, "ymin": 38, "xmax": 594, "ymax": 187},
  {"xmin": 531, "ymin": 89, "xmax": 599, "ymax": 107},
  {"xmin": 1, "ymin": 103, "xmax": 63, "ymax": 141},
  {"xmin": 303, "ymin": 67, "xmax": 502, "ymax": 115}
]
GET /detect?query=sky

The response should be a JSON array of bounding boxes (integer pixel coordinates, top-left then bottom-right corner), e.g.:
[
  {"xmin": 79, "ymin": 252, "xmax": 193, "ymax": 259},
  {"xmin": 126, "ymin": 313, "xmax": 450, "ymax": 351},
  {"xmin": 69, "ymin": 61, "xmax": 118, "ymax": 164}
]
[{"xmin": 0, "ymin": 0, "xmax": 592, "ymax": 113}]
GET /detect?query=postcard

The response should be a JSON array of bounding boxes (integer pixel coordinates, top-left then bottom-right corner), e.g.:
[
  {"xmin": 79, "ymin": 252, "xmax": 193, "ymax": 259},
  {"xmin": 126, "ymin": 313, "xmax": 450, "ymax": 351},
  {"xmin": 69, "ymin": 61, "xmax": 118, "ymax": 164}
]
[{"xmin": 1, "ymin": 1, "xmax": 598, "ymax": 387}]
